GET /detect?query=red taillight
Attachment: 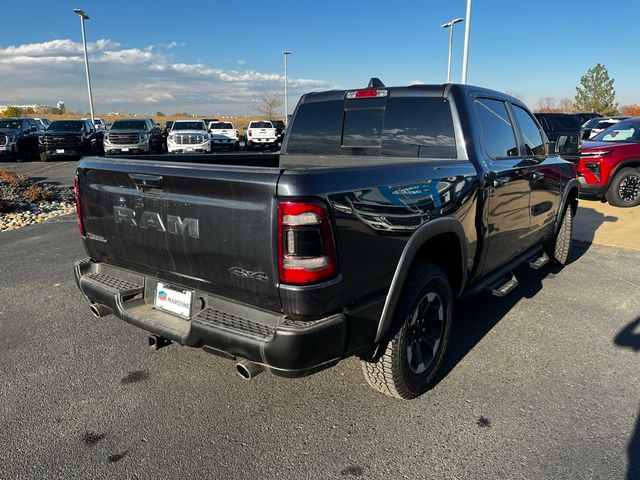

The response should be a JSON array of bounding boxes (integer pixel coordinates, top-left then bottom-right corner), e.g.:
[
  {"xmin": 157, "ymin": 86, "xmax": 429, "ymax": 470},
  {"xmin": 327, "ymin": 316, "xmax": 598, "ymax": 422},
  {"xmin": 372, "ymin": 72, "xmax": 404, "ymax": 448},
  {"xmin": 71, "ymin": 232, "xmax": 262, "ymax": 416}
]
[
  {"xmin": 248, "ymin": 129, "xmax": 252, "ymax": 137},
  {"xmin": 346, "ymin": 89, "xmax": 388, "ymax": 99},
  {"xmin": 74, "ymin": 175, "xmax": 85, "ymax": 236},
  {"xmin": 278, "ymin": 201, "xmax": 337, "ymax": 285}
]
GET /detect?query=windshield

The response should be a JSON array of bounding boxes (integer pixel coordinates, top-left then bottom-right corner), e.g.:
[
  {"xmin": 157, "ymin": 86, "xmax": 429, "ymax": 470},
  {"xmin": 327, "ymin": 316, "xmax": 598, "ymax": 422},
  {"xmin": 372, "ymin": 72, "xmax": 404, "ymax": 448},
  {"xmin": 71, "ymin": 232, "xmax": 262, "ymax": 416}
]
[
  {"xmin": 209, "ymin": 122, "xmax": 234, "ymax": 130},
  {"xmin": 111, "ymin": 120, "xmax": 147, "ymax": 130},
  {"xmin": 592, "ymin": 119, "xmax": 640, "ymax": 143},
  {"xmin": 0, "ymin": 120, "xmax": 22, "ymax": 129},
  {"xmin": 582, "ymin": 118, "xmax": 603, "ymax": 129},
  {"xmin": 250, "ymin": 122, "xmax": 273, "ymax": 128},
  {"xmin": 172, "ymin": 121, "xmax": 205, "ymax": 131},
  {"xmin": 47, "ymin": 121, "xmax": 83, "ymax": 131}
]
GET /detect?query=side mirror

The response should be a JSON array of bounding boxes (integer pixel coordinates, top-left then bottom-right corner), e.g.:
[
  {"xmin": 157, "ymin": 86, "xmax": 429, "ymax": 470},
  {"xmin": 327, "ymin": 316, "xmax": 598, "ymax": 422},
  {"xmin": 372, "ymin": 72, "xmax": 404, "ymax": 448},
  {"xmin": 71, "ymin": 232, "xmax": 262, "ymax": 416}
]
[{"xmin": 555, "ymin": 135, "xmax": 580, "ymax": 156}]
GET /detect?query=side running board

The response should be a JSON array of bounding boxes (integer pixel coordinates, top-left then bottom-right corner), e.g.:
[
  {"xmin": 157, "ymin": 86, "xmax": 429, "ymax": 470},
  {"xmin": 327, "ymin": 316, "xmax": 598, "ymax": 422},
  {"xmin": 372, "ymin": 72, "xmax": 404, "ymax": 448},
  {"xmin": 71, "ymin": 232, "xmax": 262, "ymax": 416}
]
[
  {"xmin": 528, "ymin": 251, "xmax": 549, "ymax": 270},
  {"xmin": 487, "ymin": 272, "xmax": 518, "ymax": 297}
]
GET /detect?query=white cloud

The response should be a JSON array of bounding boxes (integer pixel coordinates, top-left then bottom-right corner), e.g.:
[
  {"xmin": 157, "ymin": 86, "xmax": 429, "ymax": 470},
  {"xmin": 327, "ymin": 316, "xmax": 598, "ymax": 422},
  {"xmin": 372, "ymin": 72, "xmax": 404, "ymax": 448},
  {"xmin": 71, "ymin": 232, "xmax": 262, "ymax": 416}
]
[
  {"xmin": 409, "ymin": 79, "xmax": 425, "ymax": 85},
  {"xmin": 0, "ymin": 38, "xmax": 328, "ymax": 114}
]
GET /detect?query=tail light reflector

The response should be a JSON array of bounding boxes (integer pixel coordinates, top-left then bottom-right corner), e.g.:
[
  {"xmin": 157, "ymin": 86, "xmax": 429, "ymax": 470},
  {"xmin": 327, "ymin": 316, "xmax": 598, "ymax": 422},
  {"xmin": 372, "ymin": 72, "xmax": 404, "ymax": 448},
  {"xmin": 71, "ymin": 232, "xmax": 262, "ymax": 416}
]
[
  {"xmin": 248, "ymin": 129, "xmax": 252, "ymax": 137},
  {"xmin": 278, "ymin": 201, "xmax": 337, "ymax": 285},
  {"xmin": 74, "ymin": 175, "xmax": 85, "ymax": 236}
]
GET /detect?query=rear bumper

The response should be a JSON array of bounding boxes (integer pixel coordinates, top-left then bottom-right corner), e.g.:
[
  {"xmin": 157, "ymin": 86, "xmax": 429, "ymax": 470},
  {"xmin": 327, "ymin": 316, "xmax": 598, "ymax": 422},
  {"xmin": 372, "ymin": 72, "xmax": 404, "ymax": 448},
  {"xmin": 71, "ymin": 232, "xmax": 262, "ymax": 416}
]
[{"xmin": 74, "ymin": 259, "xmax": 349, "ymax": 377}]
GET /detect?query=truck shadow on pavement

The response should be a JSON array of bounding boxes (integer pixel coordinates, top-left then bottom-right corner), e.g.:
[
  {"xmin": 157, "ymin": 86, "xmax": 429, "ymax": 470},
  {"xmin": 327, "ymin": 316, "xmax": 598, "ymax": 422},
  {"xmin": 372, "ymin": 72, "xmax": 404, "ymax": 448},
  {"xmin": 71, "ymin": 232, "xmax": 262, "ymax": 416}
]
[
  {"xmin": 614, "ymin": 316, "xmax": 640, "ymax": 480},
  {"xmin": 439, "ymin": 239, "xmax": 590, "ymax": 385},
  {"xmin": 574, "ymin": 205, "xmax": 618, "ymax": 246}
]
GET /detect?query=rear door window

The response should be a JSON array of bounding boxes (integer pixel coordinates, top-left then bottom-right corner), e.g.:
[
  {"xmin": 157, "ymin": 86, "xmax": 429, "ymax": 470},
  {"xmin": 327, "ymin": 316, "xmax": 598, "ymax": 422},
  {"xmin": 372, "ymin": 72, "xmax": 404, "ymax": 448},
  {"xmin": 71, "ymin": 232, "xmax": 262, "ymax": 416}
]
[
  {"xmin": 512, "ymin": 105, "xmax": 546, "ymax": 157},
  {"xmin": 475, "ymin": 98, "xmax": 519, "ymax": 158}
]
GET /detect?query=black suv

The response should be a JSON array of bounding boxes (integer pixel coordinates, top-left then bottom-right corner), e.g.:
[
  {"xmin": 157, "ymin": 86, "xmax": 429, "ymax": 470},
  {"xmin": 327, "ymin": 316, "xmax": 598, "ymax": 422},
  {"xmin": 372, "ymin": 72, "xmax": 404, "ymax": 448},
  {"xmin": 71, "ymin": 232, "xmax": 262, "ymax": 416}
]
[
  {"xmin": 533, "ymin": 113, "xmax": 582, "ymax": 142},
  {"xmin": 0, "ymin": 117, "xmax": 41, "ymax": 160},
  {"xmin": 271, "ymin": 119, "xmax": 286, "ymax": 143},
  {"xmin": 104, "ymin": 119, "xmax": 163, "ymax": 155},
  {"xmin": 39, "ymin": 119, "xmax": 103, "ymax": 162}
]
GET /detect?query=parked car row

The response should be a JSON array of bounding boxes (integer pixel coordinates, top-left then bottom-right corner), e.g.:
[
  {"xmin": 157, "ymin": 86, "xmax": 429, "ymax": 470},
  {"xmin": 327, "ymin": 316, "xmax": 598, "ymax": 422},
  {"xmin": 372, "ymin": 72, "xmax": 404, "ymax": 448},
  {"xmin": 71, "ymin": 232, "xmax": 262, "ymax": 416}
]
[{"xmin": 0, "ymin": 115, "xmax": 286, "ymax": 161}]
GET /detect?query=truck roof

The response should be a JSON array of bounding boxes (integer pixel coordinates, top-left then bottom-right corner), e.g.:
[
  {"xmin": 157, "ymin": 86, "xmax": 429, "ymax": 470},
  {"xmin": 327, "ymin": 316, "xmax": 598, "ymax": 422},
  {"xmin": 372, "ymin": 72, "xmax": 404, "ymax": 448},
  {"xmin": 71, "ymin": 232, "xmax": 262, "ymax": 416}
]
[{"xmin": 298, "ymin": 83, "xmax": 520, "ymax": 104}]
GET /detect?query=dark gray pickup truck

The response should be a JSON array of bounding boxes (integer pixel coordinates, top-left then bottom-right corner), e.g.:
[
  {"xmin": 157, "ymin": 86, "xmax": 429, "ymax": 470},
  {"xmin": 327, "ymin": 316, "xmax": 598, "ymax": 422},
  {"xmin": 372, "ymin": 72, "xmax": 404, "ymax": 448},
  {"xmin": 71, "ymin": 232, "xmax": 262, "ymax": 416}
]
[{"xmin": 74, "ymin": 81, "xmax": 578, "ymax": 399}]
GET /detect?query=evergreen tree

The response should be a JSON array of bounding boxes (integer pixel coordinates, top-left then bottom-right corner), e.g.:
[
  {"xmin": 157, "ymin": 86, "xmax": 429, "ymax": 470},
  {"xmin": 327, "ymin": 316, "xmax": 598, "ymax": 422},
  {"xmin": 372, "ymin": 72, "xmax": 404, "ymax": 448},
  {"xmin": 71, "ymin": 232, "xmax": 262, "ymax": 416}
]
[{"xmin": 574, "ymin": 64, "xmax": 617, "ymax": 115}]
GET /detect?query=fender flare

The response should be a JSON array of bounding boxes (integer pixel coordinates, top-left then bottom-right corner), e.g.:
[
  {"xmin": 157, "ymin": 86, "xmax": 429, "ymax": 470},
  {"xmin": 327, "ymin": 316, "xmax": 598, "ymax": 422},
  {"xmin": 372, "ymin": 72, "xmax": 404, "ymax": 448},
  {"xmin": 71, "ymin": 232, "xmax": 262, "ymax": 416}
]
[
  {"xmin": 554, "ymin": 178, "xmax": 579, "ymax": 233},
  {"xmin": 374, "ymin": 217, "xmax": 468, "ymax": 343}
]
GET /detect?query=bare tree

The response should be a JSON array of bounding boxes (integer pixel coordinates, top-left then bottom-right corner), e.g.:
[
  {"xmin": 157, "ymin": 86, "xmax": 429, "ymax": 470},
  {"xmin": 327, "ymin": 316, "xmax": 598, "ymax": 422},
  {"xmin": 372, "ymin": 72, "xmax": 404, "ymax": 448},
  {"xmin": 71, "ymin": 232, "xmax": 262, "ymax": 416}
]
[
  {"xmin": 505, "ymin": 90, "xmax": 524, "ymax": 101},
  {"xmin": 536, "ymin": 96, "xmax": 558, "ymax": 112},
  {"xmin": 558, "ymin": 98, "xmax": 575, "ymax": 113},
  {"xmin": 250, "ymin": 92, "xmax": 283, "ymax": 119}
]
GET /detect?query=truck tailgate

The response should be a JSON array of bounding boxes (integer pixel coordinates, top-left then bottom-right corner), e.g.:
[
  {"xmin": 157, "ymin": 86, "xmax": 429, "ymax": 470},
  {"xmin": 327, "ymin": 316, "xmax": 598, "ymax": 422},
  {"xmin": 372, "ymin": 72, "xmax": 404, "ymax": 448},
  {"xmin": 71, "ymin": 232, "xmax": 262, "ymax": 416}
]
[{"xmin": 77, "ymin": 157, "xmax": 282, "ymax": 311}]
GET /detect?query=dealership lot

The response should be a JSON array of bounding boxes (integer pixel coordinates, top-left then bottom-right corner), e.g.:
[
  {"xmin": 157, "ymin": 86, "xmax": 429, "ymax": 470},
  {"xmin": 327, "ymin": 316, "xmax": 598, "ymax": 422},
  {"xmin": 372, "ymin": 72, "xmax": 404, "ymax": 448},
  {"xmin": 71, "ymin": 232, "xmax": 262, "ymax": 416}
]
[{"xmin": 0, "ymin": 160, "xmax": 638, "ymax": 479}]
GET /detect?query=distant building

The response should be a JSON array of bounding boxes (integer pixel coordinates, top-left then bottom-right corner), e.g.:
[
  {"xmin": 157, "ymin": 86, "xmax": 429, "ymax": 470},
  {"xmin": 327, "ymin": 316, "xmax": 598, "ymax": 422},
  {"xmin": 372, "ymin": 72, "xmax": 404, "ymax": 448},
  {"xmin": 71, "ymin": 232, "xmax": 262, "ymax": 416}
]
[
  {"xmin": 56, "ymin": 101, "xmax": 65, "ymax": 113},
  {"xmin": 0, "ymin": 102, "xmax": 65, "ymax": 114}
]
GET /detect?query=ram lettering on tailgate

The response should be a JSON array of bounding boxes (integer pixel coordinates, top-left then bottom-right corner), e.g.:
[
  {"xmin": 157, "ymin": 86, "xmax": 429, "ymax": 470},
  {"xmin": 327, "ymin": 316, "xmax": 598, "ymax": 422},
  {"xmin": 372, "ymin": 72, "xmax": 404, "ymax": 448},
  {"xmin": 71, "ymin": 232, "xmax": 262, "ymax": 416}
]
[{"xmin": 113, "ymin": 206, "xmax": 200, "ymax": 238}]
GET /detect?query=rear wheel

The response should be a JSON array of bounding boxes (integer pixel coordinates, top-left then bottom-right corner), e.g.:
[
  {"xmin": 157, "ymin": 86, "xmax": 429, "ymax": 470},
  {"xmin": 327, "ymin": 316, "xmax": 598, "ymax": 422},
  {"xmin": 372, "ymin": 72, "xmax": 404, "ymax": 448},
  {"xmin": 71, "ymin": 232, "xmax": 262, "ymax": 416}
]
[
  {"xmin": 606, "ymin": 167, "xmax": 640, "ymax": 207},
  {"xmin": 546, "ymin": 203, "xmax": 574, "ymax": 266},
  {"xmin": 361, "ymin": 264, "xmax": 452, "ymax": 399}
]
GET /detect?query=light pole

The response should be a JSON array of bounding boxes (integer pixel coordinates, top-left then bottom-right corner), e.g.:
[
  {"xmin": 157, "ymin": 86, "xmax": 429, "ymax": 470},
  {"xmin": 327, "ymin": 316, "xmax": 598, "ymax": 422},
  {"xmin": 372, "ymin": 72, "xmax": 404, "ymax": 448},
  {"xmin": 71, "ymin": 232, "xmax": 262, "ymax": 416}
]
[
  {"xmin": 73, "ymin": 8, "xmax": 95, "ymax": 123},
  {"xmin": 282, "ymin": 51, "xmax": 291, "ymax": 125},
  {"xmin": 440, "ymin": 17, "xmax": 464, "ymax": 83},
  {"xmin": 461, "ymin": 0, "xmax": 472, "ymax": 84}
]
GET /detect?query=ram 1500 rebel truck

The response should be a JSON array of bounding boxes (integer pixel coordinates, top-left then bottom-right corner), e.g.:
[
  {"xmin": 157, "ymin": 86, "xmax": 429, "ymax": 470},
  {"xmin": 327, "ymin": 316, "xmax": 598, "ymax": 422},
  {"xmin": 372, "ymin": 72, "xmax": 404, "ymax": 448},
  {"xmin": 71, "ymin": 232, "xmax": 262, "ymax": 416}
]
[
  {"xmin": 74, "ymin": 81, "xmax": 578, "ymax": 399},
  {"xmin": 104, "ymin": 119, "xmax": 163, "ymax": 155},
  {"xmin": 245, "ymin": 120, "xmax": 278, "ymax": 150},
  {"xmin": 578, "ymin": 117, "xmax": 640, "ymax": 207},
  {"xmin": 167, "ymin": 120, "xmax": 211, "ymax": 154},
  {"xmin": 40, "ymin": 119, "xmax": 103, "ymax": 162}
]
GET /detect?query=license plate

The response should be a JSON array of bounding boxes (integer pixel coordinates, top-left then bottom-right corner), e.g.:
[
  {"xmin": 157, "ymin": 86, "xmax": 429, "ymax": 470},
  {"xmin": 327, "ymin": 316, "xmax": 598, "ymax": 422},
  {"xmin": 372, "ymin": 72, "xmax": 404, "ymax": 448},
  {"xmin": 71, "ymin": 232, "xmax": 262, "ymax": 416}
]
[
  {"xmin": 56, "ymin": 149, "xmax": 64, "ymax": 154},
  {"xmin": 121, "ymin": 147, "xmax": 129, "ymax": 152},
  {"xmin": 154, "ymin": 282, "xmax": 192, "ymax": 318}
]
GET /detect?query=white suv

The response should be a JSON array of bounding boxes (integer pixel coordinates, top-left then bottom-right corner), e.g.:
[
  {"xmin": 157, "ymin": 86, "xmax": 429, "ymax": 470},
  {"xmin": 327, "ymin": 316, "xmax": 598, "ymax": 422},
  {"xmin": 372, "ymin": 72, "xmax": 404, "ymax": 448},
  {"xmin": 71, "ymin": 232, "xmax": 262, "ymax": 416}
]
[
  {"xmin": 245, "ymin": 121, "xmax": 278, "ymax": 150},
  {"xmin": 167, "ymin": 120, "xmax": 211, "ymax": 154},
  {"xmin": 208, "ymin": 121, "xmax": 240, "ymax": 150}
]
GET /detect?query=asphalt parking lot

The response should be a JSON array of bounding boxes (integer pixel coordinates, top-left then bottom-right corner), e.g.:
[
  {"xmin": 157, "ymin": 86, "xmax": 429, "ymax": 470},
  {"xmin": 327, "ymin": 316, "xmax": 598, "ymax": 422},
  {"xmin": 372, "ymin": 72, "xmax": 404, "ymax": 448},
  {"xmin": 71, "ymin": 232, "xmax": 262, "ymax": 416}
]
[{"xmin": 1, "ymin": 160, "xmax": 639, "ymax": 479}]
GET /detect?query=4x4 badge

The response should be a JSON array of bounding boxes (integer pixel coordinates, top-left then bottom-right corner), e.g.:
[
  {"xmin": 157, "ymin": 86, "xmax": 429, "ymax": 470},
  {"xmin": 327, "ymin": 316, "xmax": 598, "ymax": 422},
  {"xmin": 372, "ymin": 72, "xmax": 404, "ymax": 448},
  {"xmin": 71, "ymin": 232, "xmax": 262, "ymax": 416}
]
[{"xmin": 228, "ymin": 267, "xmax": 268, "ymax": 282}]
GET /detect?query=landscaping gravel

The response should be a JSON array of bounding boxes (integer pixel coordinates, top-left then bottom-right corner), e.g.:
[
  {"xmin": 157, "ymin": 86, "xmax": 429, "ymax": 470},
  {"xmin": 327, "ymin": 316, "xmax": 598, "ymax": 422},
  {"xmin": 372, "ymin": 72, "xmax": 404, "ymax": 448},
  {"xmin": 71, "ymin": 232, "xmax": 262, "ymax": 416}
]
[{"xmin": 0, "ymin": 171, "xmax": 76, "ymax": 232}]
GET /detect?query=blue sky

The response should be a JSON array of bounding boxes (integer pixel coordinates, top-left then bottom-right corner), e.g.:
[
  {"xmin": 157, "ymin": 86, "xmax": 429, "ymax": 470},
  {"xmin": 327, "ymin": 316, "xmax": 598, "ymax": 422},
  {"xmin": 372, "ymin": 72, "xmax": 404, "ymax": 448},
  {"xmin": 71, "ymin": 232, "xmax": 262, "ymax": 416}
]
[{"xmin": 1, "ymin": 0, "xmax": 638, "ymax": 114}]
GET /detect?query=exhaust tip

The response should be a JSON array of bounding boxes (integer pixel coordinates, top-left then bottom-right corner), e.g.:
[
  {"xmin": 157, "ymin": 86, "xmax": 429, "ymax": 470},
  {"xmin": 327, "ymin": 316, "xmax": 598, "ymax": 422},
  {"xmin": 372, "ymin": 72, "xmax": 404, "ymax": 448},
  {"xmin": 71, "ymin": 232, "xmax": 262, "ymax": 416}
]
[
  {"xmin": 90, "ymin": 303, "xmax": 110, "ymax": 318},
  {"xmin": 235, "ymin": 360, "xmax": 264, "ymax": 380}
]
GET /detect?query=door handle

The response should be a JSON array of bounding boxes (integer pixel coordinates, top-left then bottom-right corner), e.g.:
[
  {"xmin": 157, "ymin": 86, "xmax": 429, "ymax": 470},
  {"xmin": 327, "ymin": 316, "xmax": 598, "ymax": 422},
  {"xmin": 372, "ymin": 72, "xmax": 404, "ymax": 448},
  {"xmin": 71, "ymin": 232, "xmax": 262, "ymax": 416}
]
[
  {"xmin": 492, "ymin": 177, "xmax": 512, "ymax": 188},
  {"xmin": 532, "ymin": 171, "xmax": 545, "ymax": 181}
]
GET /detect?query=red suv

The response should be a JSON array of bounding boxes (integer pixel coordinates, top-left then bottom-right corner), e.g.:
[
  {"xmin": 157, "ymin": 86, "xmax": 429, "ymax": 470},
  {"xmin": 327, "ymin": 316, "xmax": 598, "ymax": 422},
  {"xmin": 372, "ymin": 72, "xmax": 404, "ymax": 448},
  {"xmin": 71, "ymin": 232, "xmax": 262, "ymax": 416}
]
[{"xmin": 578, "ymin": 117, "xmax": 640, "ymax": 207}]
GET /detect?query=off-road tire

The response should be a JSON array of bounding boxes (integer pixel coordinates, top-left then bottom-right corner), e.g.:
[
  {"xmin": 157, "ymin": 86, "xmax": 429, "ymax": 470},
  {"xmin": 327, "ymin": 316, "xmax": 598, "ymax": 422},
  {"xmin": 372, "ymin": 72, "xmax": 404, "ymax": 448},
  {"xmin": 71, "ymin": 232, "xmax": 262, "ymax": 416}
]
[
  {"xmin": 361, "ymin": 264, "xmax": 452, "ymax": 400},
  {"xmin": 606, "ymin": 167, "xmax": 640, "ymax": 208},
  {"xmin": 547, "ymin": 203, "xmax": 574, "ymax": 266}
]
